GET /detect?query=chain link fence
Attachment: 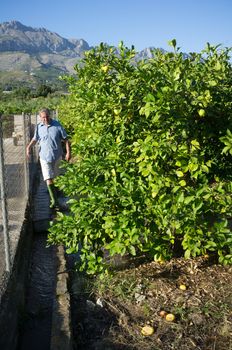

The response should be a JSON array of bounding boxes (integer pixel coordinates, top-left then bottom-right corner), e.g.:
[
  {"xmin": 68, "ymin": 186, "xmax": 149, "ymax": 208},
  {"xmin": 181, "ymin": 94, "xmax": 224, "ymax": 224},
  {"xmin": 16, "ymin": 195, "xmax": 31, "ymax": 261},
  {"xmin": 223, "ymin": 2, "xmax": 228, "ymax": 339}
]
[{"xmin": 0, "ymin": 113, "xmax": 39, "ymax": 291}]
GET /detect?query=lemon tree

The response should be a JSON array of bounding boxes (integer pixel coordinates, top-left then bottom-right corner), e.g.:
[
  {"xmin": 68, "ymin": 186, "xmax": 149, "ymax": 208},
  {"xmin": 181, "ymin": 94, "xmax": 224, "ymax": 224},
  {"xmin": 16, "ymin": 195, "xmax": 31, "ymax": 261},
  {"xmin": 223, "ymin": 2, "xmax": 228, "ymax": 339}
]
[{"xmin": 48, "ymin": 42, "xmax": 232, "ymax": 274}]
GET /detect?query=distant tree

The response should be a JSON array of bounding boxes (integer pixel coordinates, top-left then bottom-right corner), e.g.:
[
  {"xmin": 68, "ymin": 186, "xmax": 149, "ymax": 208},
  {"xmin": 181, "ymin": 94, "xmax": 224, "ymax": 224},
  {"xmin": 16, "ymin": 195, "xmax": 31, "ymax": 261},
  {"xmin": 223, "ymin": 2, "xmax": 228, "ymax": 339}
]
[
  {"xmin": 36, "ymin": 84, "xmax": 53, "ymax": 97},
  {"xmin": 13, "ymin": 86, "xmax": 32, "ymax": 99}
]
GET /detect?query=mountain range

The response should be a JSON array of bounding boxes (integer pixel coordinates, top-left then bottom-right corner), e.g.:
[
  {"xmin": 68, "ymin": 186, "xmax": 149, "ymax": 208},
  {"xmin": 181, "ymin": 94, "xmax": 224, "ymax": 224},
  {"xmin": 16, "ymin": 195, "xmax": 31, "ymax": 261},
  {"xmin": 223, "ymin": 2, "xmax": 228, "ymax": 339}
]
[{"xmin": 0, "ymin": 20, "xmax": 158, "ymax": 88}]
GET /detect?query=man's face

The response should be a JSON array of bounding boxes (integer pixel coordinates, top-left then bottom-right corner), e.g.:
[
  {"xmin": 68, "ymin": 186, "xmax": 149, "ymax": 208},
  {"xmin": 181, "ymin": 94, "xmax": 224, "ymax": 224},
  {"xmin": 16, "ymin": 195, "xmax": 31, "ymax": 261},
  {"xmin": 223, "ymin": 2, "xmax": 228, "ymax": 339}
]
[{"xmin": 40, "ymin": 112, "xmax": 50, "ymax": 125}]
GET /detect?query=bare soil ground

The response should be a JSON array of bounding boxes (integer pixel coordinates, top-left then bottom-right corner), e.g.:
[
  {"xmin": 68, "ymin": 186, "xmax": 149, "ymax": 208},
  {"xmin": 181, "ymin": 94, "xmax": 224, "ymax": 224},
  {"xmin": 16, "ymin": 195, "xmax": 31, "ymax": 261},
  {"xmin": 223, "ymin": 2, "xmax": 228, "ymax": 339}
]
[{"xmin": 69, "ymin": 255, "xmax": 232, "ymax": 350}]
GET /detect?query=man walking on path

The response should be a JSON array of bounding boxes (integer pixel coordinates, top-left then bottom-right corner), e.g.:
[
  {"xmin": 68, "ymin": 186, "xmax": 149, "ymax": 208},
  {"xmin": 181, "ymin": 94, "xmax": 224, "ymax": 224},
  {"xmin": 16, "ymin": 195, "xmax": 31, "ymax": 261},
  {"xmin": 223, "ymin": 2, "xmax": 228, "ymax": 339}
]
[{"xmin": 26, "ymin": 108, "xmax": 71, "ymax": 210}]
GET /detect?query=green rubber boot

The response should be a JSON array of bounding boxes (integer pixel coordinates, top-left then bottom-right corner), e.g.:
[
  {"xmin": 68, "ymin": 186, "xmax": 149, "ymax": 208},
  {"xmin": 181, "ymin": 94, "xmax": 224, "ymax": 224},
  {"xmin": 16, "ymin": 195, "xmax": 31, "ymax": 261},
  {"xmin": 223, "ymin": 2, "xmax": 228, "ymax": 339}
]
[{"xmin": 47, "ymin": 184, "xmax": 59, "ymax": 209}]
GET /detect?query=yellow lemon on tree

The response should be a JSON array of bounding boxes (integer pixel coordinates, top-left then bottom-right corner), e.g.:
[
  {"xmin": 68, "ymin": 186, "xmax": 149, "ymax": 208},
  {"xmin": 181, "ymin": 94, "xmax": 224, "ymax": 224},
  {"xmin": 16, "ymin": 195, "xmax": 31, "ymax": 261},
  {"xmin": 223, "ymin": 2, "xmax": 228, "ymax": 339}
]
[
  {"xmin": 114, "ymin": 109, "xmax": 121, "ymax": 115},
  {"xmin": 198, "ymin": 109, "xmax": 205, "ymax": 117},
  {"xmin": 101, "ymin": 65, "xmax": 109, "ymax": 73}
]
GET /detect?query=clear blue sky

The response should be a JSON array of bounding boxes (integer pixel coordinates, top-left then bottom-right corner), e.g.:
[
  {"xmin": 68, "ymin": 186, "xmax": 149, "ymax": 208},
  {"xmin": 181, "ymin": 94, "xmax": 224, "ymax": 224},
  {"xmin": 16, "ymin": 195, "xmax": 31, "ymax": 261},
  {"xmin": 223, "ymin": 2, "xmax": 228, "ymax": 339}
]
[{"xmin": 1, "ymin": 0, "xmax": 231, "ymax": 53}]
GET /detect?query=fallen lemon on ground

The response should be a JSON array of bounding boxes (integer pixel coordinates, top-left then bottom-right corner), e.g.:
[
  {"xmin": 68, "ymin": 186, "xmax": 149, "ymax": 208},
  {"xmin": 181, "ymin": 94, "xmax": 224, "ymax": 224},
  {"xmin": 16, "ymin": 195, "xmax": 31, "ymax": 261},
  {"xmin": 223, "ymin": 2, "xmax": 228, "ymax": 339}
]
[
  {"xmin": 179, "ymin": 284, "xmax": 187, "ymax": 290},
  {"xmin": 165, "ymin": 313, "xmax": 175, "ymax": 322},
  {"xmin": 141, "ymin": 325, "xmax": 154, "ymax": 336},
  {"xmin": 159, "ymin": 310, "xmax": 167, "ymax": 318}
]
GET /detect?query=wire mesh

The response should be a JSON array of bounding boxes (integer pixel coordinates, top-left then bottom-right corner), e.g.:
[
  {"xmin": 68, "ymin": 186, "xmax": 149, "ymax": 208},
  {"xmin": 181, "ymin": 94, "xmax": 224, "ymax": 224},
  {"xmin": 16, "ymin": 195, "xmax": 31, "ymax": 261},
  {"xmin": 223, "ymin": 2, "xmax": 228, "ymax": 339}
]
[{"xmin": 0, "ymin": 113, "xmax": 38, "ymax": 285}]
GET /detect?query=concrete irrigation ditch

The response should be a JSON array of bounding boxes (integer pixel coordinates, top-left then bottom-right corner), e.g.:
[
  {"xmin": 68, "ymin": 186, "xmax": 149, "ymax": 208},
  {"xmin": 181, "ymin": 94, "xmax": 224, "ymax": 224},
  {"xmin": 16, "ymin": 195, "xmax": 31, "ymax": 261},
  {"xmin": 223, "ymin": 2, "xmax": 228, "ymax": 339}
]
[{"xmin": 0, "ymin": 168, "xmax": 72, "ymax": 350}]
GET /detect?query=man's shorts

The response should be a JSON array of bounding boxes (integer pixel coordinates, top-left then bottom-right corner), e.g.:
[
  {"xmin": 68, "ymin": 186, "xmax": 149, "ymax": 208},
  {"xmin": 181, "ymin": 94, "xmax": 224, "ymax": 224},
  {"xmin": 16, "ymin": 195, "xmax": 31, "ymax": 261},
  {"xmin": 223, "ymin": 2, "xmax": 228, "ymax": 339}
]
[{"xmin": 40, "ymin": 157, "xmax": 62, "ymax": 181}]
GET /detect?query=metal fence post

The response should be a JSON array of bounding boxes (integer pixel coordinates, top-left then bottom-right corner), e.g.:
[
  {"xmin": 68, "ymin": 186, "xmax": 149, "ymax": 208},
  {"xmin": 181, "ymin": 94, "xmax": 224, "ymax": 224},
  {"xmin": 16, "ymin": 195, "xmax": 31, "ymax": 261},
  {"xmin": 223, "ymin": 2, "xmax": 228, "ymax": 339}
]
[
  {"xmin": 0, "ymin": 115, "xmax": 11, "ymax": 272},
  {"xmin": 22, "ymin": 113, "xmax": 29, "ymax": 199}
]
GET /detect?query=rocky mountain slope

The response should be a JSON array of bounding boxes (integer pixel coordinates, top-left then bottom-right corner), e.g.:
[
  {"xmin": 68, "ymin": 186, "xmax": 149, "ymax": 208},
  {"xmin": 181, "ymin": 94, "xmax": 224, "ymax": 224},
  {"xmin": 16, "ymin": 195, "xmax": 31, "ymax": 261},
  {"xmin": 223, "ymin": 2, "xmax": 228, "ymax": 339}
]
[
  {"xmin": 0, "ymin": 20, "xmax": 90, "ymax": 55},
  {"xmin": 0, "ymin": 20, "xmax": 162, "ymax": 86},
  {"xmin": 0, "ymin": 20, "xmax": 92, "ymax": 78}
]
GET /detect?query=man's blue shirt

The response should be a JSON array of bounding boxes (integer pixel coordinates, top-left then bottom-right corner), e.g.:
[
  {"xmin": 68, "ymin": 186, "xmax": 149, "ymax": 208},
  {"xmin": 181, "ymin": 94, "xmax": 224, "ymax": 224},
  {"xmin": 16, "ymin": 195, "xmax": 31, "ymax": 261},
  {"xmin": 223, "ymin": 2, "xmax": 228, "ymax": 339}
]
[{"xmin": 33, "ymin": 119, "xmax": 68, "ymax": 162}]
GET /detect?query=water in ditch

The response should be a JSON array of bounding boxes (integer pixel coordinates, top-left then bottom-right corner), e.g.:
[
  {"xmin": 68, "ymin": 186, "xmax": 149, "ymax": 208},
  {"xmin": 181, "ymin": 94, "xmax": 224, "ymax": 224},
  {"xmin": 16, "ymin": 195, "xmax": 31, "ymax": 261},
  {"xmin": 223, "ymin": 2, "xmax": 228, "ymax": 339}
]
[{"xmin": 17, "ymin": 230, "xmax": 56, "ymax": 350}]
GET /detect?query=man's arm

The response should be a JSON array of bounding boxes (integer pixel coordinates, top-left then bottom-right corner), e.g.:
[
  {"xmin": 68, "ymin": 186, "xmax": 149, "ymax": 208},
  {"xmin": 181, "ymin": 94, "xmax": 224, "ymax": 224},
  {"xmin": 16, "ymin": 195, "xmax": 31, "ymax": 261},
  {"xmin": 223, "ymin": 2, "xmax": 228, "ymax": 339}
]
[
  {"xmin": 26, "ymin": 139, "xmax": 37, "ymax": 158},
  {"xmin": 64, "ymin": 139, "xmax": 71, "ymax": 161}
]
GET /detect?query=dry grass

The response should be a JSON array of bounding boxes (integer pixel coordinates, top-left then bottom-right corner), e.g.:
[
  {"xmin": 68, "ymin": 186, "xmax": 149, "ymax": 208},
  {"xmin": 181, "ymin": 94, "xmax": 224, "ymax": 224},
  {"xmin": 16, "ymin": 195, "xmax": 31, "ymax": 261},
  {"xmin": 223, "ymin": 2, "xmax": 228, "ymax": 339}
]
[{"xmin": 70, "ymin": 255, "xmax": 232, "ymax": 350}]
